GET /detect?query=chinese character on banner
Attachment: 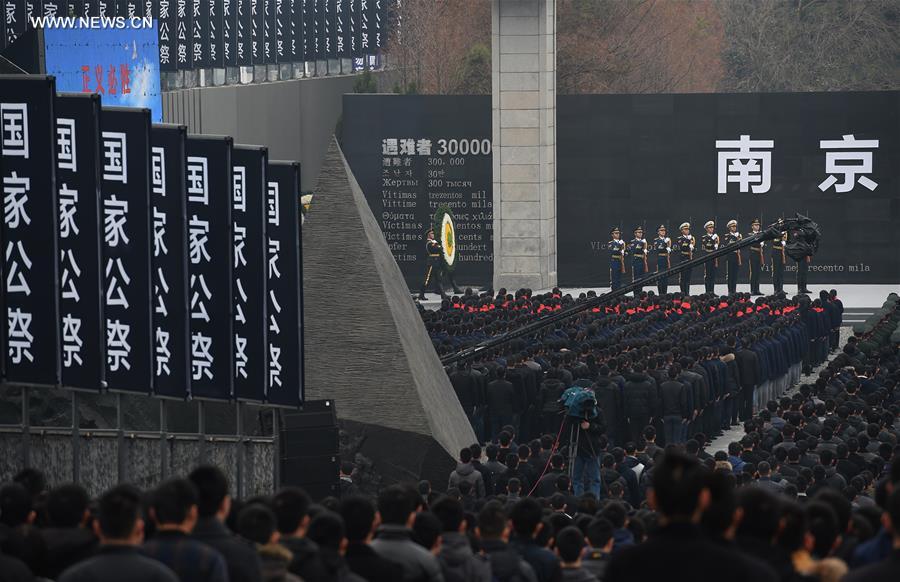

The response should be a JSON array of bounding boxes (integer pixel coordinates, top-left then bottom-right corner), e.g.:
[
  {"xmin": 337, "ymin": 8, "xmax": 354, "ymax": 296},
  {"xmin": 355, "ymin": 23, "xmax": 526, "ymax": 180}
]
[
  {"xmin": 187, "ymin": 157, "xmax": 209, "ymax": 203},
  {"xmin": 1, "ymin": 104, "xmax": 29, "ymax": 157},
  {"xmin": 381, "ymin": 138, "xmax": 398, "ymax": 155},
  {"xmin": 57, "ymin": 118, "xmax": 77, "ymax": 171},
  {"xmin": 106, "ymin": 320, "xmax": 132, "ymax": 371},
  {"xmin": 818, "ymin": 134, "xmax": 879, "ymax": 193},
  {"xmin": 715, "ymin": 135, "xmax": 774, "ymax": 194},
  {"xmin": 102, "ymin": 132, "xmax": 128, "ymax": 183}
]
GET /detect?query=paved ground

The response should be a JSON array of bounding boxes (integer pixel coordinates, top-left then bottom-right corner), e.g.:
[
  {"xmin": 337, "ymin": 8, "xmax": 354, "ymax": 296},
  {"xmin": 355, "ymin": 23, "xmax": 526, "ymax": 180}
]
[{"xmin": 705, "ymin": 326, "xmax": 853, "ymax": 455}]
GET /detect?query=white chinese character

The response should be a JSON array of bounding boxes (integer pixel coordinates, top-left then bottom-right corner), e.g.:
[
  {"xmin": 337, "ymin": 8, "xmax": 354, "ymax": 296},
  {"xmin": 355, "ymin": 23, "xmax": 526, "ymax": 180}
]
[
  {"xmin": 155, "ymin": 328, "xmax": 171, "ymax": 377},
  {"xmin": 107, "ymin": 320, "xmax": 131, "ymax": 371},
  {"xmin": 416, "ymin": 139, "xmax": 432, "ymax": 156},
  {"xmin": 1, "ymin": 104, "xmax": 28, "ymax": 158},
  {"xmin": 59, "ymin": 183, "xmax": 79, "ymax": 239},
  {"xmin": 4, "ymin": 171, "xmax": 30, "ymax": 229},
  {"xmin": 8, "ymin": 307, "xmax": 34, "ymax": 363},
  {"xmin": 190, "ymin": 273, "xmax": 212, "ymax": 322},
  {"xmin": 187, "ymin": 157, "xmax": 209, "ymax": 204},
  {"xmin": 151, "ymin": 147, "xmax": 166, "ymax": 196},
  {"xmin": 154, "ymin": 209, "xmax": 168, "ymax": 257},
  {"xmin": 716, "ymin": 135, "xmax": 774, "ymax": 194},
  {"xmin": 6, "ymin": 241, "xmax": 32, "ymax": 296},
  {"xmin": 155, "ymin": 267, "xmax": 170, "ymax": 317},
  {"xmin": 381, "ymin": 138, "xmax": 398, "ymax": 155},
  {"xmin": 191, "ymin": 333, "xmax": 214, "ymax": 380},
  {"xmin": 268, "ymin": 344, "xmax": 282, "ymax": 387},
  {"xmin": 57, "ymin": 118, "xmax": 77, "ymax": 171},
  {"xmin": 268, "ymin": 289, "xmax": 281, "ymax": 334},
  {"xmin": 266, "ymin": 182, "xmax": 280, "ymax": 225},
  {"xmin": 104, "ymin": 196, "xmax": 129, "ymax": 247},
  {"xmin": 233, "ymin": 166, "xmax": 246, "ymax": 212},
  {"xmin": 61, "ymin": 249, "xmax": 81, "ymax": 302},
  {"xmin": 105, "ymin": 258, "xmax": 131, "ymax": 308},
  {"xmin": 818, "ymin": 134, "xmax": 879, "ymax": 193},
  {"xmin": 399, "ymin": 138, "xmax": 415, "ymax": 155},
  {"xmin": 189, "ymin": 216, "xmax": 211, "ymax": 264},
  {"xmin": 235, "ymin": 334, "xmax": 248, "ymax": 379},
  {"xmin": 234, "ymin": 224, "xmax": 247, "ymax": 267},
  {"xmin": 102, "ymin": 132, "xmax": 128, "ymax": 183},
  {"xmin": 267, "ymin": 239, "xmax": 281, "ymax": 279},
  {"xmin": 62, "ymin": 314, "xmax": 83, "ymax": 367}
]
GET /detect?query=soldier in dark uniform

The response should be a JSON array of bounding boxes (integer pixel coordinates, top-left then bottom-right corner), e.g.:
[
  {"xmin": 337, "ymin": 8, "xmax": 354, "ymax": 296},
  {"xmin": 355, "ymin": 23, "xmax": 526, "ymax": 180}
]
[
  {"xmin": 653, "ymin": 224, "xmax": 672, "ymax": 296},
  {"xmin": 747, "ymin": 218, "xmax": 765, "ymax": 295},
  {"xmin": 701, "ymin": 220, "xmax": 719, "ymax": 294},
  {"xmin": 608, "ymin": 227, "xmax": 626, "ymax": 291},
  {"xmin": 771, "ymin": 230, "xmax": 787, "ymax": 294},
  {"xmin": 723, "ymin": 219, "xmax": 742, "ymax": 295},
  {"xmin": 628, "ymin": 225, "xmax": 648, "ymax": 295},
  {"xmin": 791, "ymin": 227, "xmax": 811, "ymax": 294},
  {"xmin": 418, "ymin": 228, "xmax": 447, "ymax": 300},
  {"xmin": 676, "ymin": 222, "xmax": 695, "ymax": 295}
]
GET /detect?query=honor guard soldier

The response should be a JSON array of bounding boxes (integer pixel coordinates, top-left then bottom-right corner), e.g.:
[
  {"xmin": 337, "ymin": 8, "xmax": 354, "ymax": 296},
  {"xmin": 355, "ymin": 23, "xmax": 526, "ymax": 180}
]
[
  {"xmin": 653, "ymin": 224, "xmax": 672, "ymax": 295},
  {"xmin": 771, "ymin": 229, "xmax": 787, "ymax": 294},
  {"xmin": 790, "ymin": 227, "xmax": 812, "ymax": 294},
  {"xmin": 676, "ymin": 222, "xmax": 695, "ymax": 295},
  {"xmin": 723, "ymin": 219, "xmax": 743, "ymax": 294},
  {"xmin": 628, "ymin": 225, "xmax": 649, "ymax": 294},
  {"xmin": 609, "ymin": 227, "xmax": 626, "ymax": 291},
  {"xmin": 701, "ymin": 221, "xmax": 719, "ymax": 294},
  {"xmin": 747, "ymin": 218, "xmax": 765, "ymax": 295},
  {"xmin": 418, "ymin": 228, "xmax": 447, "ymax": 300}
]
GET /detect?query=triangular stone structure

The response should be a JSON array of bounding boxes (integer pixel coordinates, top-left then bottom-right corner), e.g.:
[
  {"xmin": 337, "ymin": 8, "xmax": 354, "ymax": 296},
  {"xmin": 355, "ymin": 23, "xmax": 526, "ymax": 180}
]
[{"xmin": 303, "ymin": 138, "xmax": 475, "ymax": 486}]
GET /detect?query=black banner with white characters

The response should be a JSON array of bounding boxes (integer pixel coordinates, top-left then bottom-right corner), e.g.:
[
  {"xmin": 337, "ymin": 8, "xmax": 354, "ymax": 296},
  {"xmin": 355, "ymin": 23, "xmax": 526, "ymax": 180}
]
[
  {"xmin": 335, "ymin": 0, "xmax": 349, "ymax": 58},
  {"xmin": 185, "ymin": 136, "xmax": 234, "ymax": 399},
  {"xmin": 176, "ymin": 0, "xmax": 193, "ymax": 69},
  {"xmin": 192, "ymin": 0, "xmax": 209, "ymax": 68},
  {"xmin": 156, "ymin": 0, "xmax": 177, "ymax": 71},
  {"xmin": 5, "ymin": 0, "xmax": 25, "ymax": 46},
  {"xmin": 302, "ymin": 0, "xmax": 314, "ymax": 60},
  {"xmin": 100, "ymin": 107, "xmax": 153, "ymax": 393},
  {"xmin": 274, "ymin": 0, "xmax": 284, "ymax": 62},
  {"xmin": 349, "ymin": 0, "xmax": 360, "ymax": 58},
  {"xmin": 209, "ymin": 0, "xmax": 224, "ymax": 67},
  {"xmin": 250, "ymin": 0, "xmax": 261, "ymax": 63},
  {"xmin": 223, "ymin": 0, "xmax": 234, "ymax": 66},
  {"xmin": 0, "ymin": 76, "xmax": 61, "ymax": 386},
  {"xmin": 262, "ymin": 0, "xmax": 275, "ymax": 63},
  {"xmin": 314, "ymin": 0, "xmax": 324, "ymax": 59},
  {"xmin": 235, "ymin": 0, "xmax": 250, "ymax": 66},
  {"xmin": 150, "ymin": 124, "xmax": 191, "ymax": 399},
  {"xmin": 265, "ymin": 161, "xmax": 302, "ymax": 406},
  {"xmin": 55, "ymin": 93, "xmax": 105, "ymax": 391},
  {"xmin": 232, "ymin": 146, "xmax": 267, "ymax": 401},
  {"xmin": 358, "ymin": 0, "xmax": 369, "ymax": 56},
  {"xmin": 115, "ymin": 0, "xmax": 137, "ymax": 18},
  {"xmin": 286, "ymin": 0, "xmax": 298, "ymax": 62},
  {"xmin": 323, "ymin": 0, "xmax": 332, "ymax": 58}
]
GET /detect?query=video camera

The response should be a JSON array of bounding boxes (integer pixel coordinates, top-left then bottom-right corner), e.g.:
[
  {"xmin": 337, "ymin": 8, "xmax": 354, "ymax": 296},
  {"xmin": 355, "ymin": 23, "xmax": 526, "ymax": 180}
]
[{"xmin": 559, "ymin": 386, "xmax": 599, "ymax": 419}]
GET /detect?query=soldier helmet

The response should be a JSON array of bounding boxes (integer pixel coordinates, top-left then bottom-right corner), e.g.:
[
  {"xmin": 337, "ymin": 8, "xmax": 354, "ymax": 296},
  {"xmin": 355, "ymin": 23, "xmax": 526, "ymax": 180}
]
[
  {"xmin": 634, "ymin": 225, "xmax": 644, "ymax": 232},
  {"xmin": 610, "ymin": 226, "xmax": 620, "ymax": 235},
  {"xmin": 679, "ymin": 222, "xmax": 690, "ymax": 230},
  {"xmin": 704, "ymin": 220, "xmax": 715, "ymax": 229},
  {"xmin": 657, "ymin": 224, "xmax": 666, "ymax": 231},
  {"xmin": 426, "ymin": 227, "xmax": 435, "ymax": 236},
  {"xmin": 751, "ymin": 218, "xmax": 761, "ymax": 226},
  {"xmin": 727, "ymin": 219, "xmax": 737, "ymax": 228}
]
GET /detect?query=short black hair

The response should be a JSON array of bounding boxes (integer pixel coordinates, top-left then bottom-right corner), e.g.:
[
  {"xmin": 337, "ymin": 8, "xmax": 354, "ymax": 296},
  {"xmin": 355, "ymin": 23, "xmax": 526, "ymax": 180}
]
[
  {"xmin": 0, "ymin": 483, "xmax": 31, "ymax": 527},
  {"xmin": 237, "ymin": 503, "xmax": 277, "ymax": 544},
  {"xmin": 651, "ymin": 452, "xmax": 707, "ymax": 519},
  {"xmin": 377, "ymin": 485, "xmax": 415, "ymax": 525},
  {"xmin": 736, "ymin": 487, "xmax": 781, "ymax": 540},
  {"xmin": 189, "ymin": 465, "xmax": 229, "ymax": 518},
  {"xmin": 555, "ymin": 526, "xmax": 586, "ymax": 562},
  {"xmin": 460, "ymin": 448, "xmax": 473, "ymax": 463},
  {"xmin": 601, "ymin": 501, "xmax": 627, "ymax": 529},
  {"xmin": 272, "ymin": 486, "xmax": 312, "ymax": 534},
  {"xmin": 14, "ymin": 468, "xmax": 46, "ymax": 499},
  {"xmin": 151, "ymin": 478, "xmax": 198, "ymax": 525},
  {"xmin": 307, "ymin": 510, "xmax": 345, "ymax": 550},
  {"xmin": 510, "ymin": 497, "xmax": 543, "ymax": 538},
  {"xmin": 339, "ymin": 496, "xmax": 376, "ymax": 543},
  {"xmin": 46, "ymin": 483, "xmax": 90, "ymax": 528},
  {"xmin": 477, "ymin": 501, "xmax": 507, "ymax": 539},
  {"xmin": 412, "ymin": 511, "xmax": 442, "ymax": 551},
  {"xmin": 430, "ymin": 496, "xmax": 465, "ymax": 532},
  {"xmin": 586, "ymin": 517, "xmax": 614, "ymax": 548},
  {"xmin": 97, "ymin": 484, "xmax": 143, "ymax": 540}
]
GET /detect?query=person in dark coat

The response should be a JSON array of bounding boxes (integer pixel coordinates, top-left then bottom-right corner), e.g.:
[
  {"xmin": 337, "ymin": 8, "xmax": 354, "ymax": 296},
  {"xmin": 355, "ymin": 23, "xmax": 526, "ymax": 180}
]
[
  {"xmin": 487, "ymin": 367, "xmax": 516, "ymax": 440},
  {"xmin": 189, "ymin": 466, "xmax": 263, "ymax": 582},
  {"xmin": 370, "ymin": 486, "xmax": 444, "ymax": 582},
  {"xmin": 306, "ymin": 511, "xmax": 366, "ymax": 582},
  {"xmin": 272, "ymin": 486, "xmax": 329, "ymax": 580},
  {"xmin": 735, "ymin": 340, "xmax": 760, "ymax": 421},
  {"xmin": 605, "ymin": 453, "xmax": 776, "ymax": 582},
  {"xmin": 659, "ymin": 365, "xmax": 689, "ymax": 445},
  {"xmin": 38, "ymin": 483, "xmax": 97, "ymax": 580},
  {"xmin": 622, "ymin": 363, "xmax": 658, "ymax": 444},
  {"xmin": 59, "ymin": 485, "xmax": 178, "ymax": 582},
  {"xmin": 340, "ymin": 496, "xmax": 403, "ymax": 582},
  {"xmin": 237, "ymin": 503, "xmax": 302, "ymax": 582},
  {"xmin": 143, "ymin": 478, "xmax": 228, "ymax": 582},
  {"xmin": 509, "ymin": 498, "xmax": 562, "ymax": 582},
  {"xmin": 844, "ymin": 488, "xmax": 900, "ymax": 582},
  {"xmin": 431, "ymin": 497, "xmax": 492, "ymax": 582},
  {"xmin": 476, "ymin": 501, "xmax": 538, "ymax": 582},
  {"xmin": 594, "ymin": 366, "xmax": 625, "ymax": 446}
]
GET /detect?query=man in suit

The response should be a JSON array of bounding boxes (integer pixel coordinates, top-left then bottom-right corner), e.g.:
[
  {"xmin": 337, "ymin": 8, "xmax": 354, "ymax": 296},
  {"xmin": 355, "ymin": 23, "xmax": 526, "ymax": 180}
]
[{"xmin": 486, "ymin": 367, "xmax": 515, "ymax": 440}]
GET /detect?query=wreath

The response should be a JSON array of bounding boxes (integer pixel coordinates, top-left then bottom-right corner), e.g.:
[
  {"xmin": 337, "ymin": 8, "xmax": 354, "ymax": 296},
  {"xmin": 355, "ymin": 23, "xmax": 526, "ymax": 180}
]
[{"xmin": 434, "ymin": 206, "xmax": 456, "ymax": 269}]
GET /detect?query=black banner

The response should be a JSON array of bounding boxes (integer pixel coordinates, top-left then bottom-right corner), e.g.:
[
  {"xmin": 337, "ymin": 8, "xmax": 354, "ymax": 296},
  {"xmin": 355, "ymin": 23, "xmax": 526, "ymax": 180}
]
[
  {"xmin": 55, "ymin": 93, "xmax": 105, "ymax": 391},
  {"xmin": 5, "ymin": 0, "xmax": 25, "ymax": 46},
  {"xmin": 314, "ymin": 0, "xmax": 323, "ymax": 59},
  {"xmin": 232, "ymin": 146, "xmax": 268, "ymax": 401},
  {"xmin": 349, "ymin": 0, "xmax": 359, "ymax": 58},
  {"xmin": 185, "ymin": 136, "xmax": 233, "ymax": 399},
  {"xmin": 69, "ymin": 0, "xmax": 81, "ymax": 16},
  {"xmin": 235, "ymin": 0, "xmax": 250, "ymax": 65},
  {"xmin": 335, "ymin": 0, "xmax": 349, "ymax": 58},
  {"xmin": 262, "ymin": 0, "xmax": 275, "ymax": 63},
  {"xmin": 341, "ymin": 95, "xmax": 494, "ymax": 289},
  {"xmin": 0, "ymin": 76, "xmax": 60, "ymax": 386},
  {"xmin": 82, "ymin": 0, "xmax": 96, "ymax": 17},
  {"xmin": 273, "ymin": 0, "xmax": 283, "ymax": 62},
  {"xmin": 115, "ymin": 0, "xmax": 137, "ymax": 17},
  {"xmin": 223, "ymin": 0, "xmax": 234, "ymax": 66},
  {"xmin": 322, "ymin": 0, "xmax": 331, "ymax": 58},
  {"xmin": 301, "ymin": 0, "xmax": 314, "ymax": 60},
  {"xmin": 150, "ymin": 124, "xmax": 191, "ymax": 399},
  {"xmin": 286, "ymin": 0, "xmax": 298, "ymax": 61},
  {"xmin": 209, "ymin": 0, "xmax": 223, "ymax": 67},
  {"xmin": 369, "ymin": 0, "xmax": 381, "ymax": 49},
  {"xmin": 41, "ymin": 0, "xmax": 62, "ymax": 17},
  {"xmin": 250, "ymin": 0, "xmax": 261, "ymax": 63},
  {"xmin": 358, "ymin": 0, "xmax": 369, "ymax": 55},
  {"xmin": 98, "ymin": 0, "xmax": 113, "ymax": 16},
  {"xmin": 156, "ymin": 0, "xmax": 177, "ymax": 72},
  {"xmin": 191, "ymin": 0, "xmax": 208, "ymax": 68},
  {"xmin": 100, "ymin": 107, "xmax": 153, "ymax": 393},
  {"xmin": 265, "ymin": 161, "xmax": 302, "ymax": 406},
  {"xmin": 176, "ymin": 0, "xmax": 192, "ymax": 69}
]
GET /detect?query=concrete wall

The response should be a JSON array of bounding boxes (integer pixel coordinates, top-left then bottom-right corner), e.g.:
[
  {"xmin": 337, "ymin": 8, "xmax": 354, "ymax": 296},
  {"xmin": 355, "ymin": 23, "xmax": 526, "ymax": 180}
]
[{"xmin": 162, "ymin": 74, "xmax": 362, "ymax": 191}]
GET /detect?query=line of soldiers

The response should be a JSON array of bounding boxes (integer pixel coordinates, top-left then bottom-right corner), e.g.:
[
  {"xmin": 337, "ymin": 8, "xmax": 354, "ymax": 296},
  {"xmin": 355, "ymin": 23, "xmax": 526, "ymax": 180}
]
[{"xmin": 608, "ymin": 219, "xmax": 812, "ymax": 296}]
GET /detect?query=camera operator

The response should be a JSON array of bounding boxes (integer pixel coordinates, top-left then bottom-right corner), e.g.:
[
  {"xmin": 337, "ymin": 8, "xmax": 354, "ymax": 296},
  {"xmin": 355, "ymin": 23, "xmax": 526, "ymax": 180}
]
[{"xmin": 567, "ymin": 403, "xmax": 605, "ymax": 500}]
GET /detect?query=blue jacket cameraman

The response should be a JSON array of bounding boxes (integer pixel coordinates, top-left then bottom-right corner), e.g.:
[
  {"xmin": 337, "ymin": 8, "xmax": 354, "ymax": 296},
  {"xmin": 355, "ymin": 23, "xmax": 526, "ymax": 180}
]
[{"xmin": 562, "ymin": 388, "xmax": 604, "ymax": 499}]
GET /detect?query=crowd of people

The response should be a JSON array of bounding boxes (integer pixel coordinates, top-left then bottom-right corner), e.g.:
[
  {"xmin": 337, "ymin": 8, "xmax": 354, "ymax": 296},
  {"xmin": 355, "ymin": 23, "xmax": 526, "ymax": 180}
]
[{"xmin": 0, "ymin": 288, "xmax": 897, "ymax": 582}]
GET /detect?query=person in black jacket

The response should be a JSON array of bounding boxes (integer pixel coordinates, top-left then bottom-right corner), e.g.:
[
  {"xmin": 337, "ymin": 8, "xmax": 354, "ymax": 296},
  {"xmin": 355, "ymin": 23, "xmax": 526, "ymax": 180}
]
[
  {"xmin": 272, "ymin": 486, "xmax": 329, "ymax": 581},
  {"xmin": 476, "ymin": 502, "xmax": 538, "ymax": 582},
  {"xmin": 59, "ymin": 485, "xmax": 178, "ymax": 582},
  {"xmin": 487, "ymin": 367, "xmax": 516, "ymax": 440},
  {"xmin": 844, "ymin": 488, "xmax": 900, "ymax": 582},
  {"xmin": 622, "ymin": 363, "xmax": 659, "ymax": 444},
  {"xmin": 189, "ymin": 466, "xmax": 263, "ymax": 582},
  {"xmin": 509, "ymin": 498, "xmax": 562, "ymax": 582},
  {"xmin": 659, "ymin": 365, "xmax": 689, "ymax": 445},
  {"xmin": 431, "ymin": 497, "xmax": 492, "ymax": 582},
  {"xmin": 735, "ymin": 339, "xmax": 760, "ymax": 422},
  {"xmin": 449, "ymin": 364, "xmax": 483, "ymax": 440},
  {"xmin": 38, "ymin": 483, "xmax": 97, "ymax": 580},
  {"xmin": 594, "ymin": 366, "xmax": 625, "ymax": 447},
  {"xmin": 340, "ymin": 496, "xmax": 403, "ymax": 582}
]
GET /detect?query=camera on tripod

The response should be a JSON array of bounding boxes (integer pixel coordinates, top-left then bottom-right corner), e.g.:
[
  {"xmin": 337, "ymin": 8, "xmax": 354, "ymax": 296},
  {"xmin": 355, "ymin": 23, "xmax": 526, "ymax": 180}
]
[{"xmin": 559, "ymin": 386, "xmax": 599, "ymax": 419}]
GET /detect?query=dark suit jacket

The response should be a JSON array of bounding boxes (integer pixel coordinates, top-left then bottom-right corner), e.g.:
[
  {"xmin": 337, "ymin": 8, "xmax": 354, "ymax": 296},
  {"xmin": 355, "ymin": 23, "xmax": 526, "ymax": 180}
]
[
  {"xmin": 192, "ymin": 517, "xmax": 262, "ymax": 582},
  {"xmin": 345, "ymin": 542, "xmax": 403, "ymax": 582}
]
